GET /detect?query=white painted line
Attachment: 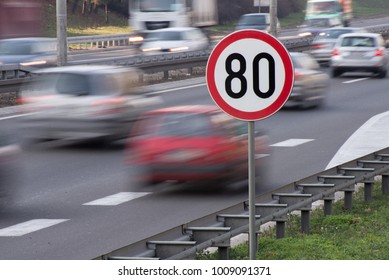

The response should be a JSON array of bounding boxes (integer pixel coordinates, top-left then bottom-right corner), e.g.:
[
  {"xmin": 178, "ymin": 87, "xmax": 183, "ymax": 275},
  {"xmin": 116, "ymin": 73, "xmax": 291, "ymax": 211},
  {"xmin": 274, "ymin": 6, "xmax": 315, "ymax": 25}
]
[
  {"xmin": 270, "ymin": 138, "xmax": 314, "ymax": 147},
  {"xmin": 83, "ymin": 192, "xmax": 149, "ymax": 206},
  {"xmin": 0, "ymin": 219, "xmax": 69, "ymax": 237},
  {"xmin": 343, "ymin": 77, "xmax": 370, "ymax": 84},
  {"xmin": 0, "ymin": 112, "xmax": 36, "ymax": 121},
  {"xmin": 255, "ymin": 154, "xmax": 270, "ymax": 159},
  {"xmin": 150, "ymin": 83, "xmax": 206, "ymax": 95}
]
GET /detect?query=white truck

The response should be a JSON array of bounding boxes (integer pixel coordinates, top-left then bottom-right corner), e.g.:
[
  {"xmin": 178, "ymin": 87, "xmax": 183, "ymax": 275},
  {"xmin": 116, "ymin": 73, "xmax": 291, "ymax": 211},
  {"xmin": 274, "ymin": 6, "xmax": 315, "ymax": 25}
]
[
  {"xmin": 305, "ymin": 0, "xmax": 353, "ymax": 27},
  {"xmin": 128, "ymin": 0, "xmax": 218, "ymax": 33}
]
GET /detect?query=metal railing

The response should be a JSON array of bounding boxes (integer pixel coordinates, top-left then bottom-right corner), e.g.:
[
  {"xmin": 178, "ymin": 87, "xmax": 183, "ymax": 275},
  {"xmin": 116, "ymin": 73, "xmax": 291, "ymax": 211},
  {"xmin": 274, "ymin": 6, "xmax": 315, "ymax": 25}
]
[
  {"xmin": 1, "ymin": 23, "xmax": 389, "ymax": 95},
  {"xmin": 96, "ymin": 146, "xmax": 389, "ymax": 260}
]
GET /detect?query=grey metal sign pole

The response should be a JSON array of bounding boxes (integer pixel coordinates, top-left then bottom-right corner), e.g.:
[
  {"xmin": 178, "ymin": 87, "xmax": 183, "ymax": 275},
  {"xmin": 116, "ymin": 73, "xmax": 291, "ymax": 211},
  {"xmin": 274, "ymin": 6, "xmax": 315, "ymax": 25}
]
[
  {"xmin": 56, "ymin": 0, "xmax": 67, "ymax": 66},
  {"xmin": 270, "ymin": 0, "xmax": 278, "ymax": 37},
  {"xmin": 248, "ymin": 121, "xmax": 256, "ymax": 259}
]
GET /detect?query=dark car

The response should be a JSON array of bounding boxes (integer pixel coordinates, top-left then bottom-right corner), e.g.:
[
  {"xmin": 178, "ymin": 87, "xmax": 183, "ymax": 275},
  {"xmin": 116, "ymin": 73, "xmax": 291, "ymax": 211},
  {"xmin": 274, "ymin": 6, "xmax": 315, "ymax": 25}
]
[
  {"xmin": 235, "ymin": 13, "xmax": 280, "ymax": 33},
  {"xmin": 126, "ymin": 105, "xmax": 269, "ymax": 189},
  {"xmin": 0, "ymin": 37, "xmax": 56, "ymax": 67},
  {"xmin": 298, "ymin": 17, "xmax": 342, "ymax": 38}
]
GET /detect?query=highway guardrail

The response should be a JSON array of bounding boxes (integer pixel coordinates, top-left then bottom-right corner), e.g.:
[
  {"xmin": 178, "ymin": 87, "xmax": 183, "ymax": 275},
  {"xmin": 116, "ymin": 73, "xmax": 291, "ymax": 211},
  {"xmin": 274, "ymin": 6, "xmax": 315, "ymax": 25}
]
[{"xmin": 95, "ymin": 146, "xmax": 389, "ymax": 260}]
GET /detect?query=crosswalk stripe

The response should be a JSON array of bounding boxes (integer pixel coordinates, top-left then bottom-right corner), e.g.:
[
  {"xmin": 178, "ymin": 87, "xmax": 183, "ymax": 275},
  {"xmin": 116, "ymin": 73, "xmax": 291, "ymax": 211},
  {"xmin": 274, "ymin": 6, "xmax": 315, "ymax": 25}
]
[
  {"xmin": 0, "ymin": 219, "xmax": 69, "ymax": 237},
  {"xmin": 83, "ymin": 192, "xmax": 149, "ymax": 206},
  {"xmin": 270, "ymin": 138, "xmax": 314, "ymax": 147}
]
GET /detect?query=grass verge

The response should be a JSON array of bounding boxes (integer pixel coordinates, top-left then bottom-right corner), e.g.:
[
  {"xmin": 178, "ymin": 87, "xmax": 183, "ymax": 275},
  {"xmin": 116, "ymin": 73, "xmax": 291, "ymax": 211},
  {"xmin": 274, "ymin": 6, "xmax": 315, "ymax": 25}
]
[{"xmin": 198, "ymin": 182, "xmax": 389, "ymax": 260}]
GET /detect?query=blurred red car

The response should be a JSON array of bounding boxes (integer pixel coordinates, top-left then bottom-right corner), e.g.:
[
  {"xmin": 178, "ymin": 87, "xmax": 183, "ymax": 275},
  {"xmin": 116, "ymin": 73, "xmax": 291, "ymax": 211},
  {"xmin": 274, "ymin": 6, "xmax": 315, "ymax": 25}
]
[{"xmin": 125, "ymin": 105, "xmax": 268, "ymax": 188}]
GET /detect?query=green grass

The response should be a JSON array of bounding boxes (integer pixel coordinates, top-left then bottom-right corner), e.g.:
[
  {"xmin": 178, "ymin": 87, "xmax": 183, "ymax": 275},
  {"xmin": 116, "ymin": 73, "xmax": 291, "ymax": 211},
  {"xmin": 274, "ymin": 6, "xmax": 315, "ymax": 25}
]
[
  {"xmin": 42, "ymin": 0, "xmax": 389, "ymax": 37},
  {"xmin": 198, "ymin": 182, "xmax": 389, "ymax": 260}
]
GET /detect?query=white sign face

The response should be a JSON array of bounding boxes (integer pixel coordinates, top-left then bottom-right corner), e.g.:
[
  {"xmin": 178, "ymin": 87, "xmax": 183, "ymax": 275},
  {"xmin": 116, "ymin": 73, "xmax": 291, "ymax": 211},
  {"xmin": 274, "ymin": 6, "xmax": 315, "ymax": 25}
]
[{"xmin": 206, "ymin": 30, "xmax": 294, "ymax": 121}]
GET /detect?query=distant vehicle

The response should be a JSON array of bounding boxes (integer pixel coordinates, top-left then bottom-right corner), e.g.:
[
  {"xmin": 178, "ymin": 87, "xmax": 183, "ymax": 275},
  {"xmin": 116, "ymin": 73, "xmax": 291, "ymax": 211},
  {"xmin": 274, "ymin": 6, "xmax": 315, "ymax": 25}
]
[
  {"xmin": 286, "ymin": 52, "xmax": 330, "ymax": 108},
  {"xmin": 0, "ymin": 128, "xmax": 20, "ymax": 207},
  {"xmin": 309, "ymin": 27, "xmax": 367, "ymax": 64},
  {"xmin": 298, "ymin": 17, "xmax": 342, "ymax": 37},
  {"xmin": 0, "ymin": 0, "xmax": 43, "ymax": 39},
  {"xmin": 140, "ymin": 27, "xmax": 209, "ymax": 55},
  {"xmin": 17, "ymin": 65, "xmax": 162, "ymax": 145},
  {"xmin": 235, "ymin": 13, "xmax": 280, "ymax": 34},
  {"xmin": 330, "ymin": 32, "xmax": 388, "ymax": 78},
  {"xmin": 0, "ymin": 37, "xmax": 57, "ymax": 67},
  {"xmin": 128, "ymin": 0, "xmax": 218, "ymax": 36},
  {"xmin": 126, "ymin": 105, "xmax": 268, "ymax": 188},
  {"xmin": 305, "ymin": 0, "xmax": 353, "ymax": 27}
]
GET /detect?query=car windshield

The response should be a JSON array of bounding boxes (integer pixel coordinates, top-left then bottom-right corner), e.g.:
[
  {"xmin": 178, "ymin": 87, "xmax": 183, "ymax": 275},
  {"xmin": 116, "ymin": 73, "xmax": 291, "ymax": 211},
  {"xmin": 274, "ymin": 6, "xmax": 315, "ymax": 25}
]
[
  {"xmin": 155, "ymin": 113, "xmax": 212, "ymax": 137},
  {"xmin": 239, "ymin": 15, "xmax": 267, "ymax": 25},
  {"xmin": 305, "ymin": 18, "xmax": 330, "ymax": 27},
  {"xmin": 341, "ymin": 36, "xmax": 375, "ymax": 47},
  {"xmin": 146, "ymin": 31, "xmax": 183, "ymax": 41}
]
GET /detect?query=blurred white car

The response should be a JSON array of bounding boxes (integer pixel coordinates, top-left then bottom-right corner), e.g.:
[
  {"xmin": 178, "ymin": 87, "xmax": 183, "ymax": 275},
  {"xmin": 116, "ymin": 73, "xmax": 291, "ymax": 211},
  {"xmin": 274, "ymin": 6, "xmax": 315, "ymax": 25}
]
[
  {"xmin": 0, "ymin": 37, "xmax": 56, "ymax": 67},
  {"xmin": 140, "ymin": 27, "xmax": 209, "ymax": 55},
  {"xmin": 17, "ymin": 65, "xmax": 161, "ymax": 145},
  {"xmin": 286, "ymin": 52, "xmax": 330, "ymax": 108},
  {"xmin": 330, "ymin": 32, "xmax": 388, "ymax": 78}
]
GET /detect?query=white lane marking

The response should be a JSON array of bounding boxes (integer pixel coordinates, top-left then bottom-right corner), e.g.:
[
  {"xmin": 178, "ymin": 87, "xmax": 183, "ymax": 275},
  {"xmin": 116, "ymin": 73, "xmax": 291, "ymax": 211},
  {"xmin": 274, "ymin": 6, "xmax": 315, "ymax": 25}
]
[
  {"xmin": 255, "ymin": 154, "xmax": 270, "ymax": 159},
  {"xmin": 149, "ymin": 83, "xmax": 206, "ymax": 95},
  {"xmin": 343, "ymin": 77, "xmax": 370, "ymax": 84},
  {"xmin": 0, "ymin": 219, "xmax": 69, "ymax": 237},
  {"xmin": 326, "ymin": 111, "xmax": 389, "ymax": 169},
  {"xmin": 0, "ymin": 112, "xmax": 36, "ymax": 121},
  {"xmin": 270, "ymin": 138, "xmax": 314, "ymax": 147},
  {"xmin": 83, "ymin": 192, "xmax": 149, "ymax": 206}
]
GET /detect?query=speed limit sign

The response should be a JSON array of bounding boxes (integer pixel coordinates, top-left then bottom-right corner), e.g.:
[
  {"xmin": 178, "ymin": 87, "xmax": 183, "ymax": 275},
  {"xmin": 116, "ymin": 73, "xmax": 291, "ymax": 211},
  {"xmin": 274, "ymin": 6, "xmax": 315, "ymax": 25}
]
[{"xmin": 206, "ymin": 29, "xmax": 294, "ymax": 121}]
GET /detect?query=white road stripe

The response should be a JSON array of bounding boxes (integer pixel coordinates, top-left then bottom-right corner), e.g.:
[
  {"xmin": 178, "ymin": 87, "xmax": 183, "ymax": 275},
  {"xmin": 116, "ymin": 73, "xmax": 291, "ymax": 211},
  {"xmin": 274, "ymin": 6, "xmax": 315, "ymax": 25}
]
[
  {"xmin": 0, "ymin": 219, "xmax": 69, "ymax": 237},
  {"xmin": 343, "ymin": 77, "xmax": 370, "ymax": 84},
  {"xmin": 0, "ymin": 112, "xmax": 36, "ymax": 121},
  {"xmin": 149, "ymin": 83, "xmax": 206, "ymax": 95},
  {"xmin": 270, "ymin": 138, "xmax": 314, "ymax": 147},
  {"xmin": 83, "ymin": 192, "xmax": 149, "ymax": 206}
]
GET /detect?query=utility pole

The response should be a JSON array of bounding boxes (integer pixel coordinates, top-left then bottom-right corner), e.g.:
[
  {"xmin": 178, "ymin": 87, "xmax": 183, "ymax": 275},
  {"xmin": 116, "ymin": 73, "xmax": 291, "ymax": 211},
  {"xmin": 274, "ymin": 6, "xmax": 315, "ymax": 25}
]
[
  {"xmin": 269, "ymin": 0, "xmax": 277, "ymax": 37},
  {"xmin": 56, "ymin": 0, "xmax": 67, "ymax": 66}
]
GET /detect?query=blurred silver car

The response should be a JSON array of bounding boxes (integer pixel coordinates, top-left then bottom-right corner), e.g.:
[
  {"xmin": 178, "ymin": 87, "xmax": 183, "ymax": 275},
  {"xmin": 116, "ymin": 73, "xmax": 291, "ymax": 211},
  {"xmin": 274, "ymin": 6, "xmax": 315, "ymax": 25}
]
[
  {"xmin": 309, "ymin": 27, "xmax": 367, "ymax": 64},
  {"xmin": 330, "ymin": 33, "xmax": 388, "ymax": 78},
  {"xmin": 18, "ymin": 65, "xmax": 161, "ymax": 145},
  {"xmin": 0, "ymin": 37, "xmax": 56, "ymax": 67},
  {"xmin": 286, "ymin": 52, "xmax": 330, "ymax": 108},
  {"xmin": 140, "ymin": 27, "xmax": 209, "ymax": 55}
]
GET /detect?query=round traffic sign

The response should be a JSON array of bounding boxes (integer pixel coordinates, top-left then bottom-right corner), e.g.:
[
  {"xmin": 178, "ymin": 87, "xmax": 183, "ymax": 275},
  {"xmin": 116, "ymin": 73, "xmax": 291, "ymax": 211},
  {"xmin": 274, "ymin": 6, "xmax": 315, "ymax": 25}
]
[{"xmin": 206, "ymin": 29, "xmax": 294, "ymax": 121}]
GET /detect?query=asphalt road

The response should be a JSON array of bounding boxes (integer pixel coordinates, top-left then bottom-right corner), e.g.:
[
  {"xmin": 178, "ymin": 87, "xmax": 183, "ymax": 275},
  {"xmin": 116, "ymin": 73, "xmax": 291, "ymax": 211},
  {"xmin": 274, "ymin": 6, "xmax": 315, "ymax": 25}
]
[{"xmin": 1, "ymin": 66, "xmax": 389, "ymax": 259}]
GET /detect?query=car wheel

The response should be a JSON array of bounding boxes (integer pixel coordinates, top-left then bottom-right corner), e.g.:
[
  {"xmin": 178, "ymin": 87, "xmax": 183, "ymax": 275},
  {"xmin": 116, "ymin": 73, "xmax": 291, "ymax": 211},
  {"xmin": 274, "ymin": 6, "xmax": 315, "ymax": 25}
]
[
  {"xmin": 377, "ymin": 69, "xmax": 387, "ymax": 79},
  {"xmin": 332, "ymin": 68, "xmax": 342, "ymax": 78}
]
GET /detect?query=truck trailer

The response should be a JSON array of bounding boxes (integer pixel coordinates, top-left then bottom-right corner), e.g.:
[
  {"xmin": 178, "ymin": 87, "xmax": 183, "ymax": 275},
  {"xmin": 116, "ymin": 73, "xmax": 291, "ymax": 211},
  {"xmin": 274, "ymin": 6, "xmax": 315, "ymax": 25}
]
[{"xmin": 128, "ymin": 0, "xmax": 218, "ymax": 32}]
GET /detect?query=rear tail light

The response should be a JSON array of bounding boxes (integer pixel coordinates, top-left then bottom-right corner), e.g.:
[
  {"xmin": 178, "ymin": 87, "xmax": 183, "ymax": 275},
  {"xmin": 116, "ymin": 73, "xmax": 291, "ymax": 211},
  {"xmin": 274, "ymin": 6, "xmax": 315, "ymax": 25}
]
[
  {"xmin": 311, "ymin": 43, "xmax": 327, "ymax": 50},
  {"xmin": 91, "ymin": 97, "xmax": 126, "ymax": 115},
  {"xmin": 294, "ymin": 72, "xmax": 303, "ymax": 81},
  {"xmin": 374, "ymin": 48, "xmax": 385, "ymax": 57},
  {"xmin": 332, "ymin": 48, "xmax": 341, "ymax": 56}
]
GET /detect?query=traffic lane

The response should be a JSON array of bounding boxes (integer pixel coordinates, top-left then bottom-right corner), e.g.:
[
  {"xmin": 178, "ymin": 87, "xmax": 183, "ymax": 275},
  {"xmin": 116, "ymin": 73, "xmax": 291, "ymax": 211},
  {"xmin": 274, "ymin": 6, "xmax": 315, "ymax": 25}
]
[{"xmin": 1, "ymin": 72, "xmax": 389, "ymax": 259}]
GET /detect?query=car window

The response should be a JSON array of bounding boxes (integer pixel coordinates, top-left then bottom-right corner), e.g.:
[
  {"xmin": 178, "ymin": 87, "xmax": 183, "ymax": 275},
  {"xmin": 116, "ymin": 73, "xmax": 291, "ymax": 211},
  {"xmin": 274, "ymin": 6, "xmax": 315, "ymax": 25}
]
[
  {"xmin": 239, "ymin": 15, "xmax": 268, "ymax": 25},
  {"xmin": 341, "ymin": 36, "xmax": 375, "ymax": 47},
  {"xmin": 149, "ymin": 31, "xmax": 183, "ymax": 41},
  {"xmin": 156, "ymin": 113, "xmax": 211, "ymax": 137},
  {"xmin": 55, "ymin": 73, "xmax": 90, "ymax": 96}
]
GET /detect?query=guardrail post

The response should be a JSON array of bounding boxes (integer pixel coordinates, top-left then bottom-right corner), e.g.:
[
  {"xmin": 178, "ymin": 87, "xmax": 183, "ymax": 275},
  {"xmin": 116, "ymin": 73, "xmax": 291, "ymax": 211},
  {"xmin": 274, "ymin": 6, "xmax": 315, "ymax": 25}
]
[
  {"xmin": 255, "ymin": 204, "xmax": 288, "ymax": 239},
  {"xmin": 382, "ymin": 174, "xmax": 389, "ymax": 195},
  {"xmin": 301, "ymin": 210, "xmax": 310, "ymax": 234},
  {"xmin": 364, "ymin": 181, "xmax": 373, "ymax": 201}
]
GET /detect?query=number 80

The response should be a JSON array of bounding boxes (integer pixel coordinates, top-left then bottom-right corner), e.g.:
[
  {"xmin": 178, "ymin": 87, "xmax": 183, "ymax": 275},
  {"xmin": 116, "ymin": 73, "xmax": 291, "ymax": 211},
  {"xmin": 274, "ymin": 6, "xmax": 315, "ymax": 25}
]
[{"xmin": 225, "ymin": 52, "xmax": 275, "ymax": 99}]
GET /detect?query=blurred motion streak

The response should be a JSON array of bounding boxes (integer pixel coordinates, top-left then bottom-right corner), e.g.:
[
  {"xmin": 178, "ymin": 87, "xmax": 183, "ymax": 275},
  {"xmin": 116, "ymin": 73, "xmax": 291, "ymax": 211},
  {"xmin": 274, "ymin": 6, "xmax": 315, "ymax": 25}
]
[
  {"xmin": 126, "ymin": 105, "xmax": 269, "ymax": 190},
  {"xmin": 16, "ymin": 65, "xmax": 161, "ymax": 146},
  {"xmin": 0, "ymin": 0, "xmax": 43, "ymax": 39}
]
